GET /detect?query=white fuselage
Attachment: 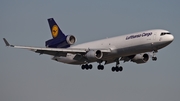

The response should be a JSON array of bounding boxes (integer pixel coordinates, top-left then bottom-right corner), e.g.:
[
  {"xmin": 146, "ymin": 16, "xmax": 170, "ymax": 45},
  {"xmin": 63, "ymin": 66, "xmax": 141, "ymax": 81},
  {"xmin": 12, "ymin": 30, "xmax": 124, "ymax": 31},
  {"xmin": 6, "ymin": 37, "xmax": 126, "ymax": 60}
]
[{"xmin": 54, "ymin": 29, "xmax": 174, "ymax": 65}]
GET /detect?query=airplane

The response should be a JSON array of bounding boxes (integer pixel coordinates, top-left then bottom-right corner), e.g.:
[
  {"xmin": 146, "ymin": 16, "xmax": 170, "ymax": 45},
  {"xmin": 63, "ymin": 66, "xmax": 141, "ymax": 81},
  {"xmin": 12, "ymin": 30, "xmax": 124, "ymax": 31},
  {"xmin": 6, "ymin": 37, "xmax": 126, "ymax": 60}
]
[{"xmin": 3, "ymin": 18, "xmax": 174, "ymax": 72}]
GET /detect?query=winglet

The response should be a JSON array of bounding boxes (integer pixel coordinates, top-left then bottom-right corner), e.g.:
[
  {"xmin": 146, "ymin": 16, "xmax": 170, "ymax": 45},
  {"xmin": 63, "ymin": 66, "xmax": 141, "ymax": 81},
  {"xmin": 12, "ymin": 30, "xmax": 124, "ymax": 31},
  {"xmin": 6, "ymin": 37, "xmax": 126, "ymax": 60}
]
[{"xmin": 3, "ymin": 38, "xmax": 14, "ymax": 47}]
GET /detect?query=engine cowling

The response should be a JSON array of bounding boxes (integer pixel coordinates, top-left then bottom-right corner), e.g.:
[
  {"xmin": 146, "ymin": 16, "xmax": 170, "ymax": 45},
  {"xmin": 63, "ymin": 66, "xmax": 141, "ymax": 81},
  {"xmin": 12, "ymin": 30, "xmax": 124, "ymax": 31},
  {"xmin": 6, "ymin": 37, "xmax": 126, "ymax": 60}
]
[
  {"xmin": 131, "ymin": 53, "xmax": 149, "ymax": 64},
  {"xmin": 85, "ymin": 50, "xmax": 103, "ymax": 61},
  {"xmin": 66, "ymin": 35, "xmax": 76, "ymax": 45}
]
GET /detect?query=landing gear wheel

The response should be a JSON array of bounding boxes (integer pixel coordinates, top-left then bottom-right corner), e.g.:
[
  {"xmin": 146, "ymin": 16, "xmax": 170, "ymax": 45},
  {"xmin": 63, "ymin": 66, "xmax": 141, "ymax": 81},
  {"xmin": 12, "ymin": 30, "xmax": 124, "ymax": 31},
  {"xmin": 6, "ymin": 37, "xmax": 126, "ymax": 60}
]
[
  {"xmin": 81, "ymin": 65, "xmax": 85, "ymax": 70},
  {"xmin": 152, "ymin": 57, "xmax": 157, "ymax": 61},
  {"xmin": 111, "ymin": 66, "xmax": 123, "ymax": 72},
  {"xmin": 112, "ymin": 67, "xmax": 115, "ymax": 72},
  {"xmin": 85, "ymin": 64, "xmax": 89, "ymax": 70},
  {"xmin": 101, "ymin": 65, "xmax": 104, "ymax": 70},
  {"xmin": 119, "ymin": 66, "xmax": 123, "ymax": 71},
  {"xmin": 81, "ymin": 64, "xmax": 93, "ymax": 70},
  {"xmin": 97, "ymin": 65, "xmax": 104, "ymax": 70},
  {"xmin": 115, "ymin": 66, "xmax": 119, "ymax": 72},
  {"xmin": 89, "ymin": 64, "xmax": 93, "ymax": 69}
]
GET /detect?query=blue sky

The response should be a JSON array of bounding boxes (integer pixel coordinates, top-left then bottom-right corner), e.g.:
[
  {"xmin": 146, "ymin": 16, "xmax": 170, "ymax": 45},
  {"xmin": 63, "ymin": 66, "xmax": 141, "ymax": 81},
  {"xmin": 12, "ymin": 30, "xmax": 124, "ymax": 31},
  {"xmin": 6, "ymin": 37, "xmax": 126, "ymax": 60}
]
[{"xmin": 0, "ymin": 0, "xmax": 180, "ymax": 101}]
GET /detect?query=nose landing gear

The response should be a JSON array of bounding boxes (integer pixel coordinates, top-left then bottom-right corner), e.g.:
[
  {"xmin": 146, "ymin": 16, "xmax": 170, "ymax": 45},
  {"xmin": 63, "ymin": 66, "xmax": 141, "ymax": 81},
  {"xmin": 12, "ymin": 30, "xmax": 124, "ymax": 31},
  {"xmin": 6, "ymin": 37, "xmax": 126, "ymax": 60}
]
[{"xmin": 152, "ymin": 51, "xmax": 158, "ymax": 61}]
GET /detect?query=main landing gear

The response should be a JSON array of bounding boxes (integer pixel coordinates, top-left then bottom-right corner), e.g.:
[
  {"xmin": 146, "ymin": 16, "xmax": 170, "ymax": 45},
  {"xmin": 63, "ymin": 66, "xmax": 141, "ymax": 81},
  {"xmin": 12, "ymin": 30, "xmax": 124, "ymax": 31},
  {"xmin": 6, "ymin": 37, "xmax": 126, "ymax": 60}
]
[
  {"xmin": 81, "ymin": 59, "xmax": 123, "ymax": 72},
  {"xmin": 81, "ymin": 64, "xmax": 104, "ymax": 70},
  {"xmin": 111, "ymin": 60, "xmax": 123, "ymax": 72}
]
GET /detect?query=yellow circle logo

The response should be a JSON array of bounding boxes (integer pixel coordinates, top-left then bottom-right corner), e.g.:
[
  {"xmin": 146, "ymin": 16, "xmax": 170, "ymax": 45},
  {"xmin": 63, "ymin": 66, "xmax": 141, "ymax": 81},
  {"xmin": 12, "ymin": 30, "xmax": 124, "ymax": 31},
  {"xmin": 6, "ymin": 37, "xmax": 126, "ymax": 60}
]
[{"xmin": 52, "ymin": 25, "xmax": 59, "ymax": 38}]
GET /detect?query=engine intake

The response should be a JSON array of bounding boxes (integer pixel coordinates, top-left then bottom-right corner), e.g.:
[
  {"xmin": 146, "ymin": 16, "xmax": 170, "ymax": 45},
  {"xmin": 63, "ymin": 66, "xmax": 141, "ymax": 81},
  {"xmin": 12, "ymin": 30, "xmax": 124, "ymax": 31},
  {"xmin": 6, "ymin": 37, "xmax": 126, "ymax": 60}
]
[
  {"xmin": 66, "ymin": 35, "xmax": 76, "ymax": 45},
  {"xmin": 131, "ymin": 53, "xmax": 149, "ymax": 64},
  {"xmin": 85, "ymin": 50, "xmax": 103, "ymax": 61}
]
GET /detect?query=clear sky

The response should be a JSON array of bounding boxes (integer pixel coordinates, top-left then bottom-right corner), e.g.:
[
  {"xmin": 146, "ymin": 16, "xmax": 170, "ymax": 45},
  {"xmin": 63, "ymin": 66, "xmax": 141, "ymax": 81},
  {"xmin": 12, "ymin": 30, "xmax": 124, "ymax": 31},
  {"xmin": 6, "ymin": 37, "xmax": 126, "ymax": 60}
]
[{"xmin": 0, "ymin": 0, "xmax": 180, "ymax": 101}]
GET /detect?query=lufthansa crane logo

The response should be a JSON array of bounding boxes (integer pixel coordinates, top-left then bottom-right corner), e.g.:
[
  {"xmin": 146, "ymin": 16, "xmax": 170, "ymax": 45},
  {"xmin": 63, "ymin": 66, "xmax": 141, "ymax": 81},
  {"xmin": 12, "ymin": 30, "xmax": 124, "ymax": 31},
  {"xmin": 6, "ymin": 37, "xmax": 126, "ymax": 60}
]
[{"xmin": 52, "ymin": 25, "xmax": 59, "ymax": 38}]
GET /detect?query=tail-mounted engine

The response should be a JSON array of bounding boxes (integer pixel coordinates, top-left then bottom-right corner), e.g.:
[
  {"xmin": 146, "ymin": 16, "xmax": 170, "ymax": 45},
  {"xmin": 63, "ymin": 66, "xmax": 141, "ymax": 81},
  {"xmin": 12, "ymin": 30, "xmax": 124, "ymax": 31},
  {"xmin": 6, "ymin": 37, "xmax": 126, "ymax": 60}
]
[{"xmin": 66, "ymin": 35, "xmax": 76, "ymax": 45}]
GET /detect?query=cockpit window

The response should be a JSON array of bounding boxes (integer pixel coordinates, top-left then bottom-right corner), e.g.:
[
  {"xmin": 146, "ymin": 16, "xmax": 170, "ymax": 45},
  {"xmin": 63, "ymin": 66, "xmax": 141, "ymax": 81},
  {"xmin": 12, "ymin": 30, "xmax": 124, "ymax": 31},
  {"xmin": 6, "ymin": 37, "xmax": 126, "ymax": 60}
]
[{"xmin": 161, "ymin": 32, "xmax": 171, "ymax": 36}]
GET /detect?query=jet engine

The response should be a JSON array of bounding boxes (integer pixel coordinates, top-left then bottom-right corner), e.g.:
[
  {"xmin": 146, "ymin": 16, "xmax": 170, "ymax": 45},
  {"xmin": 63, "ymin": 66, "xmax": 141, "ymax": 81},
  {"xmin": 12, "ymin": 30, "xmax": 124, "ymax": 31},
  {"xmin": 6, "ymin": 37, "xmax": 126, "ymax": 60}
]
[
  {"xmin": 66, "ymin": 35, "xmax": 76, "ymax": 45},
  {"xmin": 85, "ymin": 50, "xmax": 103, "ymax": 61},
  {"xmin": 131, "ymin": 53, "xmax": 149, "ymax": 64}
]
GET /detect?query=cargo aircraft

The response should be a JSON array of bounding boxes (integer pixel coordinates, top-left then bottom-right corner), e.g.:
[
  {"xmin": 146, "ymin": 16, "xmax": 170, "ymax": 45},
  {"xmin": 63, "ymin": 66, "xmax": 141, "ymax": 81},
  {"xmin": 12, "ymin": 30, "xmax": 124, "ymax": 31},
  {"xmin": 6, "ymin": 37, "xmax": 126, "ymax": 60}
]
[{"xmin": 3, "ymin": 18, "xmax": 174, "ymax": 72}]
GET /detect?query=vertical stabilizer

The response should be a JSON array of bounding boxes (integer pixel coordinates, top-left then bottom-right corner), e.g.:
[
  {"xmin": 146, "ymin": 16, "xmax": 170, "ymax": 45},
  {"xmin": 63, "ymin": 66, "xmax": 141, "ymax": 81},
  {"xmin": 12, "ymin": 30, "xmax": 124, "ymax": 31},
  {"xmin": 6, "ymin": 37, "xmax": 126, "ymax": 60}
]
[
  {"xmin": 46, "ymin": 18, "xmax": 71, "ymax": 48},
  {"xmin": 47, "ymin": 18, "xmax": 65, "ymax": 39}
]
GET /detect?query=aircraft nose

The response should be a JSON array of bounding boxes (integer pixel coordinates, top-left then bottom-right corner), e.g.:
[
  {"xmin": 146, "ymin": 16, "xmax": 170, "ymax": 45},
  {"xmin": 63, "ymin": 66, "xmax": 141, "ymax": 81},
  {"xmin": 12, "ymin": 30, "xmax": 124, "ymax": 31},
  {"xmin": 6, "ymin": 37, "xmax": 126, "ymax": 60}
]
[{"xmin": 168, "ymin": 34, "xmax": 174, "ymax": 42}]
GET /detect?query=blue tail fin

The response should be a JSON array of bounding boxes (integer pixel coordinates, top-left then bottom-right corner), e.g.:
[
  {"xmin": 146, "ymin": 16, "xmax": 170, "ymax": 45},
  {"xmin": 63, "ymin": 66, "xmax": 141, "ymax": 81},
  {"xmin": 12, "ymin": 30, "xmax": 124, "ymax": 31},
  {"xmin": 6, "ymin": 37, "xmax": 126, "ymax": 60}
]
[
  {"xmin": 46, "ymin": 18, "xmax": 68, "ymax": 48},
  {"xmin": 47, "ymin": 18, "xmax": 65, "ymax": 39}
]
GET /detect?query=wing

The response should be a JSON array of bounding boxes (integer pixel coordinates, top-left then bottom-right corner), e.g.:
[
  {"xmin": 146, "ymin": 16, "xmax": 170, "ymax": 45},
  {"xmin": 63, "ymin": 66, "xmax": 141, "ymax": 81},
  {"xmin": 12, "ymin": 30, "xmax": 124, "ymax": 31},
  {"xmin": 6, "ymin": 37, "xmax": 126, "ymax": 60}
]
[{"xmin": 3, "ymin": 38, "xmax": 111, "ymax": 57}]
